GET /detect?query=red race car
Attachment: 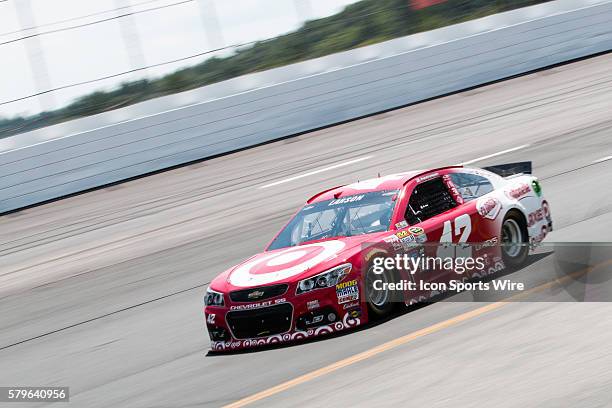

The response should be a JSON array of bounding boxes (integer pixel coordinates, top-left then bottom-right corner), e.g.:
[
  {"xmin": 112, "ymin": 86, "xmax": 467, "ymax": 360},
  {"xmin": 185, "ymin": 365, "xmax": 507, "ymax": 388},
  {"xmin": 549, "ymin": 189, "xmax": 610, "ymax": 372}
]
[{"xmin": 204, "ymin": 163, "xmax": 552, "ymax": 351}]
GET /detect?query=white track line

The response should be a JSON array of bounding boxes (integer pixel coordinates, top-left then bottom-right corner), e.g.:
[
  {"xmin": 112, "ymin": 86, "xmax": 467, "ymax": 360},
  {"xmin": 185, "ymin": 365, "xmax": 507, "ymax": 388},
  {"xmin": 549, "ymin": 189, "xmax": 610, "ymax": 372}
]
[
  {"xmin": 459, "ymin": 144, "xmax": 530, "ymax": 166},
  {"xmin": 260, "ymin": 156, "xmax": 373, "ymax": 189},
  {"xmin": 593, "ymin": 155, "xmax": 612, "ymax": 164}
]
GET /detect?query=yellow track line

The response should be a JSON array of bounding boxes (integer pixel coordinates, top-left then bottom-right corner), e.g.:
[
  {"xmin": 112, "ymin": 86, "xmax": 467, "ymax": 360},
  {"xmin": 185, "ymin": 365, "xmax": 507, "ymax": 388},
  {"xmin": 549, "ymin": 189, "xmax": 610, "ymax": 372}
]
[{"xmin": 223, "ymin": 264, "xmax": 599, "ymax": 408}]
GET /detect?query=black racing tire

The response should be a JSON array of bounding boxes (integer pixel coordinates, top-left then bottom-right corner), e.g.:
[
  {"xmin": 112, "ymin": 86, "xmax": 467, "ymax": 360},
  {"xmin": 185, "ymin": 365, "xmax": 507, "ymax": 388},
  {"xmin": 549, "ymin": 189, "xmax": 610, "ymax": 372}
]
[
  {"xmin": 501, "ymin": 210, "xmax": 529, "ymax": 269},
  {"xmin": 364, "ymin": 263, "xmax": 396, "ymax": 318}
]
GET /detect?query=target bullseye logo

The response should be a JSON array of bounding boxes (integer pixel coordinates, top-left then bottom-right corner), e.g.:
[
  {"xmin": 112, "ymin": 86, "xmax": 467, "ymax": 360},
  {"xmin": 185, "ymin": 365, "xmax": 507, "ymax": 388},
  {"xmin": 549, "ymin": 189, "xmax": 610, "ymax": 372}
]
[
  {"xmin": 265, "ymin": 250, "xmax": 308, "ymax": 267},
  {"xmin": 228, "ymin": 241, "xmax": 346, "ymax": 287}
]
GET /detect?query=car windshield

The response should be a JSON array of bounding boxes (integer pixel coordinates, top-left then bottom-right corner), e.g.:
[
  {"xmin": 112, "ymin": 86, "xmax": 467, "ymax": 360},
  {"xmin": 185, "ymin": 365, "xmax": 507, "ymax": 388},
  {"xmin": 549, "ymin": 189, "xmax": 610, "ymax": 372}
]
[{"xmin": 268, "ymin": 190, "xmax": 398, "ymax": 250}]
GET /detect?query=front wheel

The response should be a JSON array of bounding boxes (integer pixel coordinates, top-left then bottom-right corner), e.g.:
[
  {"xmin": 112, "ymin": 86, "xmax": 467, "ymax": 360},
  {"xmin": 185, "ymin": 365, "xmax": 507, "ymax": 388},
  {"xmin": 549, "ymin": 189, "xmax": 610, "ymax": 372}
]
[
  {"xmin": 364, "ymin": 264, "xmax": 395, "ymax": 318},
  {"xmin": 501, "ymin": 212, "xmax": 529, "ymax": 268}
]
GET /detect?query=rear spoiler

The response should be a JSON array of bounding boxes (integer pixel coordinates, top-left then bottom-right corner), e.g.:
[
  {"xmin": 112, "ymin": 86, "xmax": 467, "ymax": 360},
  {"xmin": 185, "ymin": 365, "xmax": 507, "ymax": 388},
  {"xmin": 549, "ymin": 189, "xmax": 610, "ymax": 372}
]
[{"xmin": 483, "ymin": 161, "xmax": 532, "ymax": 177}]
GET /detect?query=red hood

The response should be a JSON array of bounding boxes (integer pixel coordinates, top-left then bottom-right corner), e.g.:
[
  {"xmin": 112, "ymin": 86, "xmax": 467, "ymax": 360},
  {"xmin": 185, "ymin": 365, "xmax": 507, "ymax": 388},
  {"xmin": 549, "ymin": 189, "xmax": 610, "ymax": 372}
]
[{"xmin": 211, "ymin": 233, "xmax": 386, "ymax": 291}]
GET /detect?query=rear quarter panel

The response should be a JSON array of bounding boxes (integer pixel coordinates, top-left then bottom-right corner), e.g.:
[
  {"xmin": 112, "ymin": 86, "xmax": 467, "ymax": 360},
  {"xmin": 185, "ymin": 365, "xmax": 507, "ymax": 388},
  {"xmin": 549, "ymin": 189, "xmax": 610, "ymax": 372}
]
[{"xmin": 483, "ymin": 173, "xmax": 552, "ymax": 246}]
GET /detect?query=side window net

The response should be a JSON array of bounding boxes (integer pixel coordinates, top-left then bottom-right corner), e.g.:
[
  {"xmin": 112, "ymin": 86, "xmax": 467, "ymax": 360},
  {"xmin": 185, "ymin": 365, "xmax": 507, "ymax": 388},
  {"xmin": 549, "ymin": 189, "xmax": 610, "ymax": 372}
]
[
  {"xmin": 449, "ymin": 173, "xmax": 494, "ymax": 201},
  {"xmin": 405, "ymin": 177, "xmax": 457, "ymax": 224}
]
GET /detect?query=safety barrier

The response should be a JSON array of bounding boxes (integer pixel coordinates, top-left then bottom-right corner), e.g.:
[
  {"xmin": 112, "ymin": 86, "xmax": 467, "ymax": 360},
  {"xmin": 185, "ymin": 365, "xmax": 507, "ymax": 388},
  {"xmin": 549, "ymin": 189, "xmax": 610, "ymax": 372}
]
[{"xmin": 1, "ymin": 0, "xmax": 610, "ymax": 213}]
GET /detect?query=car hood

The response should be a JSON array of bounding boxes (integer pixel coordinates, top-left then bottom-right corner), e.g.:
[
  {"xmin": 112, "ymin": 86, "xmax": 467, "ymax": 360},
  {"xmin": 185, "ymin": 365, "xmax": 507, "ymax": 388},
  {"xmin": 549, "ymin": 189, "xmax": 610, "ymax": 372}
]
[{"xmin": 212, "ymin": 233, "xmax": 386, "ymax": 291}]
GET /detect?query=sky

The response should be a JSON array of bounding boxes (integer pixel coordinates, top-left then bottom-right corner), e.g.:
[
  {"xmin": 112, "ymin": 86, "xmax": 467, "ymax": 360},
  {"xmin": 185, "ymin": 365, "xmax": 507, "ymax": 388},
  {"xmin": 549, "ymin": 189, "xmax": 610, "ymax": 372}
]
[{"xmin": 0, "ymin": 0, "xmax": 360, "ymax": 117}]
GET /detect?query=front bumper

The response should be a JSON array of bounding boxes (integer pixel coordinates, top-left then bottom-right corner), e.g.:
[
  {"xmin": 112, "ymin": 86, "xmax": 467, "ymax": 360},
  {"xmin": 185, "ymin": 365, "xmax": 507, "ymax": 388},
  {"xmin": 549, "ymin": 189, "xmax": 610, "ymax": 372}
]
[{"xmin": 204, "ymin": 286, "xmax": 365, "ymax": 352}]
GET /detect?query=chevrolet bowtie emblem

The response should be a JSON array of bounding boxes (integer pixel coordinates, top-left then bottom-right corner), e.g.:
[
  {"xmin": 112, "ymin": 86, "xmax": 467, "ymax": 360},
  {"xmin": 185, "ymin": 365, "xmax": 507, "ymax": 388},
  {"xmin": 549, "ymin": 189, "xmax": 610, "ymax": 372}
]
[{"xmin": 248, "ymin": 290, "xmax": 265, "ymax": 299}]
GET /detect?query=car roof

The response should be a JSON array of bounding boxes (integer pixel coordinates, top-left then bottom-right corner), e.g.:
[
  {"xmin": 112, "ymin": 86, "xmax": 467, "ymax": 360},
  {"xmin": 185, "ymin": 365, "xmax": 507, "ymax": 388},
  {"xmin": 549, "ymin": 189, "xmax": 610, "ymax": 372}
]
[{"xmin": 307, "ymin": 167, "xmax": 462, "ymax": 203}]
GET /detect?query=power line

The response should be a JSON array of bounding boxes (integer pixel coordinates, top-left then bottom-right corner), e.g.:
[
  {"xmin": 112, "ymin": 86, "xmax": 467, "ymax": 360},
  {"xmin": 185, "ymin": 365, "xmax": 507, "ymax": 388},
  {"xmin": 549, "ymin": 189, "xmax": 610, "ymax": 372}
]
[
  {"xmin": 0, "ymin": 3, "xmax": 411, "ymax": 107},
  {"xmin": 0, "ymin": 42, "xmax": 256, "ymax": 107},
  {"xmin": 0, "ymin": 0, "xmax": 196, "ymax": 46},
  {"xmin": 0, "ymin": 0, "xmax": 170, "ymax": 37}
]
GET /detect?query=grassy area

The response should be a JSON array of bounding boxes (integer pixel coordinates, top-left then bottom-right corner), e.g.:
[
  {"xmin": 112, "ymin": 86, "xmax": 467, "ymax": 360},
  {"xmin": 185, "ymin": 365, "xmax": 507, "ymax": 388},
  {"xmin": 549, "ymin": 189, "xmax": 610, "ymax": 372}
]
[{"xmin": 0, "ymin": 0, "xmax": 550, "ymax": 138}]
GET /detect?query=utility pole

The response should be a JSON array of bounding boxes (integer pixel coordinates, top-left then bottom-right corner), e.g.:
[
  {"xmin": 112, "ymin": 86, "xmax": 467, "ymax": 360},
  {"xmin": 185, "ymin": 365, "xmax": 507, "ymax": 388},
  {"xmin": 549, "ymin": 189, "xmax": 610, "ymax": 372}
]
[
  {"xmin": 14, "ymin": 0, "xmax": 56, "ymax": 112},
  {"xmin": 293, "ymin": 0, "xmax": 313, "ymax": 24},
  {"xmin": 114, "ymin": 0, "xmax": 147, "ymax": 78},
  {"xmin": 197, "ymin": 0, "xmax": 224, "ymax": 51}
]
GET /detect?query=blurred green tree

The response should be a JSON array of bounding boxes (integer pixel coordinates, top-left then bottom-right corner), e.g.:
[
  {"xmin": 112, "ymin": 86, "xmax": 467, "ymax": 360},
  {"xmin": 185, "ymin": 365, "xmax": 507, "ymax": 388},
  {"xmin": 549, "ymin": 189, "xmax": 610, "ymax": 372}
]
[{"xmin": 0, "ymin": 0, "xmax": 550, "ymax": 139}]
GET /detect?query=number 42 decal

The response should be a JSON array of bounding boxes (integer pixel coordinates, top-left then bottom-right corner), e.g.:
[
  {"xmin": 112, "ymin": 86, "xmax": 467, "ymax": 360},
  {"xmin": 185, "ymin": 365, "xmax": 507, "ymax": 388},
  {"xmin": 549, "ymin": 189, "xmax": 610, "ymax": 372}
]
[{"xmin": 438, "ymin": 214, "xmax": 472, "ymax": 257}]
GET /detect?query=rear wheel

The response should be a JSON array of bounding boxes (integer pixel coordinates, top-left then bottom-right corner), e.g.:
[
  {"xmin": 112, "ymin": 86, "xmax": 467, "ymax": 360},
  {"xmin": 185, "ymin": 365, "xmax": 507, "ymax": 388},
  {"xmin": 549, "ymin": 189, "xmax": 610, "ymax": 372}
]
[
  {"xmin": 501, "ymin": 211, "xmax": 529, "ymax": 268},
  {"xmin": 365, "ymin": 264, "xmax": 394, "ymax": 318}
]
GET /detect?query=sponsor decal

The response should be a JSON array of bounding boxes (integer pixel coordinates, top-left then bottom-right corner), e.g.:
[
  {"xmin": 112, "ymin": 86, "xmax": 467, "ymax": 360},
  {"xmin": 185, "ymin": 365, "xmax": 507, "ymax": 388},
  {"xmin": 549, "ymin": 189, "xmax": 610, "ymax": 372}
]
[
  {"xmin": 396, "ymin": 230, "xmax": 410, "ymax": 239},
  {"xmin": 347, "ymin": 307, "xmax": 362, "ymax": 319},
  {"xmin": 306, "ymin": 300, "xmax": 320, "ymax": 311},
  {"xmin": 415, "ymin": 234, "xmax": 427, "ymax": 244},
  {"xmin": 528, "ymin": 201, "xmax": 551, "ymax": 227},
  {"xmin": 396, "ymin": 233, "xmax": 417, "ymax": 251},
  {"xmin": 416, "ymin": 173, "xmax": 439, "ymax": 183},
  {"xmin": 484, "ymin": 237, "xmax": 498, "ymax": 246},
  {"xmin": 395, "ymin": 220, "xmax": 408, "ymax": 229},
  {"xmin": 210, "ymin": 313, "xmax": 361, "ymax": 351},
  {"xmin": 474, "ymin": 237, "xmax": 498, "ymax": 251},
  {"xmin": 388, "ymin": 231, "xmax": 419, "ymax": 250},
  {"xmin": 408, "ymin": 226, "xmax": 427, "ymax": 243},
  {"xmin": 399, "ymin": 234, "xmax": 417, "ymax": 247},
  {"xmin": 206, "ymin": 313, "xmax": 216, "ymax": 324},
  {"xmin": 230, "ymin": 298, "xmax": 286, "ymax": 311},
  {"xmin": 506, "ymin": 183, "xmax": 532, "ymax": 200},
  {"xmin": 383, "ymin": 235, "xmax": 403, "ymax": 251},
  {"xmin": 408, "ymin": 226, "xmax": 424, "ymax": 234},
  {"xmin": 336, "ymin": 279, "xmax": 359, "ymax": 304},
  {"xmin": 247, "ymin": 290, "xmax": 265, "ymax": 300},
  {"xmin": 306, "ymin": 315, "xmax": 324, "ymax": 325},
  {"xmin": 342, "ymin": 301, "xmax": 360, "ymax": 310},
  {"xmin": 329, "ymin": 195, "xmax": 364, "ymax": 206},
  {"xmin": 528, "ymin": 208, "xmax": 545, "ymax": 227},
  {"xmin": 442, "ymin": 174, "xmax": 464, "ymax": 204},
  {"xmin": 476, "ymin": 196, "xmax": 502, "ymax": 220}
]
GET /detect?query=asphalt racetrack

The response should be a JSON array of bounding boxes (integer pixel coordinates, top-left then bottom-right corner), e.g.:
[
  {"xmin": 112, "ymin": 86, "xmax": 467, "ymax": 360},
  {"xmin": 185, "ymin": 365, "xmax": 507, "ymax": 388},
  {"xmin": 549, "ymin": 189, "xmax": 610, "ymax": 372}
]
[{"xmin": 1, "ymin": 54, "xmax": 611, "ymax": 407}]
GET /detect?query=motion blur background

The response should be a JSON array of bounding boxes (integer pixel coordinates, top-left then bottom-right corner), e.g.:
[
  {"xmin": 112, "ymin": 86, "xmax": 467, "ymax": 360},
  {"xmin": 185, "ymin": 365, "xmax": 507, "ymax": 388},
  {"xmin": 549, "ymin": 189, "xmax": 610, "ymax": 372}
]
[{"xmin": 1, "ymin": 0, "xmax": 548, "ymax": 137}]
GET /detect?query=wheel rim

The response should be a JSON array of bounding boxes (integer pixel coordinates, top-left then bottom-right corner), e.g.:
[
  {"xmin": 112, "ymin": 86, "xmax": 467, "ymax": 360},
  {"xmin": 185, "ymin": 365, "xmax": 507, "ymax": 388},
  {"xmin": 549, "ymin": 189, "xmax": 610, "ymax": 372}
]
[
  {"xmin": 502, "ymin": 218, "xmax": 522, "ymax": 258},
  {"xmin": 366, "ymin": 267, "xmax": 389, "ymax": 307}
]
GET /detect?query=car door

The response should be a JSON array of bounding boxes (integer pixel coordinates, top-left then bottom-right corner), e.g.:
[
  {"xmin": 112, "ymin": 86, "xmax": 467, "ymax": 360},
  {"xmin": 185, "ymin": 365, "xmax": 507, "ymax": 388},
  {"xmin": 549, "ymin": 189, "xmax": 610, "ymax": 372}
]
[
  {"xmin": 446, "ymin": 170, "xmax": 501, "ymax": 278},
  {"xmin": 395, "ymin": 172, "xmax": 489, "ymax": 294}
]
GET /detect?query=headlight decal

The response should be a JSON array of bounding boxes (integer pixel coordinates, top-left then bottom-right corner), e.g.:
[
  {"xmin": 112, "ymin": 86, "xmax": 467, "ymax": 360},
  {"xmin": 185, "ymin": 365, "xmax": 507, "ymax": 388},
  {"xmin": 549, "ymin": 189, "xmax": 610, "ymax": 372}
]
[
  {"xmin": 296, "ymin": 263, "xmax": 352, "ymax": 295},
  {"xmin": 204, "ymin": 288, "xmax": 225, "ymax": 306}
]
